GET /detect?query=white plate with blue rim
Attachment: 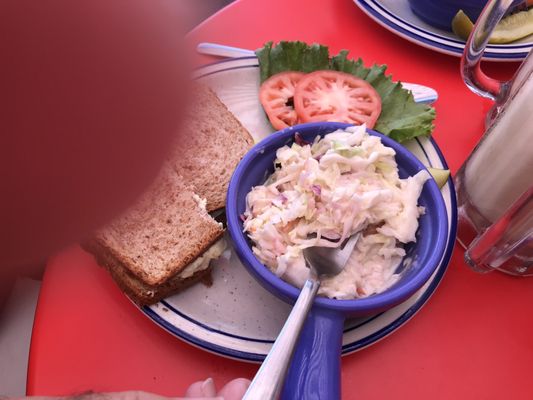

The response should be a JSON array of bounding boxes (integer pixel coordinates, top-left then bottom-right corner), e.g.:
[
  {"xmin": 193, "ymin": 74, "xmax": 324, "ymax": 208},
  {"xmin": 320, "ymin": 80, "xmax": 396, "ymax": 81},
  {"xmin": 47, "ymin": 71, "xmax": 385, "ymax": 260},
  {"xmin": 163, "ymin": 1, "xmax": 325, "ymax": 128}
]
[
  {"xmin": 142, "ymin": 56, "xmax": 457, "ymax": 363},
  {"xmin": 353, "ymin": 0, "xmax": 532, "ymax": 61}
]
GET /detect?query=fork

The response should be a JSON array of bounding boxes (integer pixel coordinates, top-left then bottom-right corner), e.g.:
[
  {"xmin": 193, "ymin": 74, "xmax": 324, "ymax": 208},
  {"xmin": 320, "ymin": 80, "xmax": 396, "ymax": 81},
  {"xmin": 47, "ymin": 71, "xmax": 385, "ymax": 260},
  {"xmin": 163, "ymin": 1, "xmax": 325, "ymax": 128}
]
[{"xmin": 242, "ymin": 233, "xmax": 361, "ymax": 400}]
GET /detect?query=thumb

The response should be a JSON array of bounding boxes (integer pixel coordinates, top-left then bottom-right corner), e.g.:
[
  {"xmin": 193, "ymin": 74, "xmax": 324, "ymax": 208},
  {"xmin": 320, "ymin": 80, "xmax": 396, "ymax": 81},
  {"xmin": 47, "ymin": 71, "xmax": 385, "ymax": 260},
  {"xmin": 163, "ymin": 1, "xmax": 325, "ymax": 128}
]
[
  {"xmin": 184, "ymin": 377, "xmax": 218, "ymax": 398},
  {"xmin": 216, "ymin": 378, "xmax": 251, "ymax": 400}
]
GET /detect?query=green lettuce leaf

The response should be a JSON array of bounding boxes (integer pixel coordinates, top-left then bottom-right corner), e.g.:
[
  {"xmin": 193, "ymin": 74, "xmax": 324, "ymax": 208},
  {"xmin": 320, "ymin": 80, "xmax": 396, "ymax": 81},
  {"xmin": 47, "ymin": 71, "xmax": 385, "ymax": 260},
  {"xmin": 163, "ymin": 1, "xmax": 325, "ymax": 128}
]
[{"xmin": 255, "ymin": 41, "xmax": 435, "ymax": 142}]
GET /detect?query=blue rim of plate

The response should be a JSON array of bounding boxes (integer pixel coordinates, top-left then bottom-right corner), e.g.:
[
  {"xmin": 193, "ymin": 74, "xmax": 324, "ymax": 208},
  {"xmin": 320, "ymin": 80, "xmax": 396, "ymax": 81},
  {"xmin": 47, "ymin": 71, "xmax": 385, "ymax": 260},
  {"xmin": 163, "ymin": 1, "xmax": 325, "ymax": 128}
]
[
  {"xmin": 140, "ymin": 57, "xmax": 458, "ymax": 362},
  {"xmin": 354, "ymin": 0, "xmax": 531, "ymax": 61}
]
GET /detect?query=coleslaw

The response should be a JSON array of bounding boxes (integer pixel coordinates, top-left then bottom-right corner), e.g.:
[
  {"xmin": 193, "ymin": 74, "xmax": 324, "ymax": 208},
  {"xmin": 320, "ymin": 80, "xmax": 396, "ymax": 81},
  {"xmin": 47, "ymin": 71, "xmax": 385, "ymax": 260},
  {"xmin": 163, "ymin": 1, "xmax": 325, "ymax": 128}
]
[{"xmin": 243, "ymin": 125, "xmax": 430, "ymax": 299}]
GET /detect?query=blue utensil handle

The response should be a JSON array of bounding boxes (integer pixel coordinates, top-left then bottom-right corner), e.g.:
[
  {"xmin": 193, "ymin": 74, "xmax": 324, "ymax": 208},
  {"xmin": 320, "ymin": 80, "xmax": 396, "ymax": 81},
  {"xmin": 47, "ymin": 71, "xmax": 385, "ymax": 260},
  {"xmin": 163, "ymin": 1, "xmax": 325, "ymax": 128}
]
[
  {"xmin": 281, "ymin": 308, "xmax": 345, "ymax": 400},
  {"xmin": 243, "ymin": 279, "xmax": 320, "ymax": 400}
]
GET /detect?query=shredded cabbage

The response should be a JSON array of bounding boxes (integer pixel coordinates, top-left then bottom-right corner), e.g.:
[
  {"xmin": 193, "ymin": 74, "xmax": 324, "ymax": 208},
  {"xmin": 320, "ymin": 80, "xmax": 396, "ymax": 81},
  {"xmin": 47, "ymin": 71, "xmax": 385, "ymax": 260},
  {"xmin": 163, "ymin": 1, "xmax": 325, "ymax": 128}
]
[{"xmin": 243, "ymin": 125, "xmax": 429, "ymax": 299}]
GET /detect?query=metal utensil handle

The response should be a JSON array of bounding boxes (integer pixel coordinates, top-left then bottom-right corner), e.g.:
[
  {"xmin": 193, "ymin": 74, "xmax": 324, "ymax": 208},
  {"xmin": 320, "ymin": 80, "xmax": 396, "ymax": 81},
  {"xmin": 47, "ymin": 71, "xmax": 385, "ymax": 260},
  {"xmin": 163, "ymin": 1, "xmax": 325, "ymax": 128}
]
[
  {"xmin": 196, "ymin": 42, "xmax": 255, "ymax": 58},
  {"xmin": 243, "ymin": 279, "xmax": 320, "ymax": 400},
  {"xmin": 461, "ymin": 0, "xmax": 518, "ymax": 100}
]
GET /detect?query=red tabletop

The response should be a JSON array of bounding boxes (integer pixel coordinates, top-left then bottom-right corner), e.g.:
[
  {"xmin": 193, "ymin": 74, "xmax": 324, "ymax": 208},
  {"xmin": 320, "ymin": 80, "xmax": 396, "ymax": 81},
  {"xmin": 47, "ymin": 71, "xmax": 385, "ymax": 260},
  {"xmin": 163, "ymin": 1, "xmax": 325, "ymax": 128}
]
[{"xmin": 27, "ymin": 0, "xmax": 533, "ymax": 399}]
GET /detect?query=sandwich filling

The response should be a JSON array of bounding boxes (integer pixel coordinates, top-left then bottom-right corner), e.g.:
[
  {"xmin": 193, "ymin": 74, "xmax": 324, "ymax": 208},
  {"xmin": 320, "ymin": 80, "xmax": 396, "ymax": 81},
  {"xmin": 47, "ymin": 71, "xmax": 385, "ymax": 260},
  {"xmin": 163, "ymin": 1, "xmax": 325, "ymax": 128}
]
[{"xmin": 178, "ymin": 238, "xmax": 227, "ymax": 279}]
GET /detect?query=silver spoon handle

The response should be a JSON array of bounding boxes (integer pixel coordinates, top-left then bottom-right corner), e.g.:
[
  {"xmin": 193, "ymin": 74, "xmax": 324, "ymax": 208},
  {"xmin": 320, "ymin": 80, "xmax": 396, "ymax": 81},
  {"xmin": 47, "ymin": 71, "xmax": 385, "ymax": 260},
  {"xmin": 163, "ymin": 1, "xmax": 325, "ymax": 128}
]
[
  {"xmin": 243, "ymin": 279, "xmax": 320, "ymax": 400},
  {"xmin": 197, "ymin": 42, "xmax": 255, "ymax": 58}
]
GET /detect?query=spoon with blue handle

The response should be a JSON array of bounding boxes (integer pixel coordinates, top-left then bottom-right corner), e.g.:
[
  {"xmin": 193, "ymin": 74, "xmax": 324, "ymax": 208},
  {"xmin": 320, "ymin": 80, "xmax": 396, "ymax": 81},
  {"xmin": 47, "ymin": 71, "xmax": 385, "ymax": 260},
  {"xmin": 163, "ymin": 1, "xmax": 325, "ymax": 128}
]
[{"xmin": 196, "ymin": 42, "xmax": 439, "ymax": 104}]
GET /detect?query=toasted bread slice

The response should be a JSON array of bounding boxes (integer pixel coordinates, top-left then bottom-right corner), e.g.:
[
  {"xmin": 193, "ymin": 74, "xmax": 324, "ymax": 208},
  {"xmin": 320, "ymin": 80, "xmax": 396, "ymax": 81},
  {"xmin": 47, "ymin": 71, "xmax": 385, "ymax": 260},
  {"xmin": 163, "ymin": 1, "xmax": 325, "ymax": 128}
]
[
  {"xmin": 84, "ymin": 237, "xmax": 224, "ymax": 305},
  {"xmin": 86, "ymin": 166, "xmax": 224, "ymax": 288},
  {"xmin": 170, "ymin": 85, "xmax": 254, "ymax": 212}
]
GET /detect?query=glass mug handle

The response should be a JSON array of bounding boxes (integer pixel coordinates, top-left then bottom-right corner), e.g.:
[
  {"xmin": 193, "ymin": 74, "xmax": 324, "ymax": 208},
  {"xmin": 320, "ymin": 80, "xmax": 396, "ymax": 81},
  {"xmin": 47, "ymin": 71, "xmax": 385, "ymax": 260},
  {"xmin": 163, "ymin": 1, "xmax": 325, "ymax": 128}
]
[
  {"xmin": 465, "ymin": 188, "xmax": 533, "ymax": 275},
  {"xmin": 461, "ymin": 0, "xmax": 521, "ymax": 101}
]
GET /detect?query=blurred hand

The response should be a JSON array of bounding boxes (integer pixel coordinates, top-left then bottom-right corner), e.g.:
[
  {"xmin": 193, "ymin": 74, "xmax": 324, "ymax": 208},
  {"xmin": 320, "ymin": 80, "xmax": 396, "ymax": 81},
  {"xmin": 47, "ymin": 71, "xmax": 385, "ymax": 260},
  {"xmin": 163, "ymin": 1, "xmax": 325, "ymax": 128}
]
[
  {"xmin": 19, "ymin": 378, "xmax": 250, "ymax": 400},
  {"xmin": 1, "ymin": 0, "xmax": 192, "ymax": 267},
  {"xmin": 184, "ymin": 378, "xmax": 250, "ymax": 399}
]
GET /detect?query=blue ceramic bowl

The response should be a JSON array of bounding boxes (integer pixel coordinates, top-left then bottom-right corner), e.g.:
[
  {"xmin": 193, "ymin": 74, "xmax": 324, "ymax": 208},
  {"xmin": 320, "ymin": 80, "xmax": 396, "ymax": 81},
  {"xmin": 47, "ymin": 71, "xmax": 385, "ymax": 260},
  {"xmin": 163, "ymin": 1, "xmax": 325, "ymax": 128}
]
[
  {"xmin": 227, "ymin": 122, "xmax": 448, "ymax": 315},
  {"xmin": 408, "ymin": 0, "xmax": 523, "ymax": 31},
  {"xmin": 226, "ymin": 122, "xmax": 448, "ymax": 399}
]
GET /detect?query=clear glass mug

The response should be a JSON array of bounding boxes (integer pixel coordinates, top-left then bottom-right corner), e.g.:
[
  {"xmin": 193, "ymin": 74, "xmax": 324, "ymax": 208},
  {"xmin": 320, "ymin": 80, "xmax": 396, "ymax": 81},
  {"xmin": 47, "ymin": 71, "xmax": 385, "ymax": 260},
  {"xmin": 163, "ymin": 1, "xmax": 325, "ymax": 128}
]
[{"xmin": 456, "ymin": 0, "xmax": 533, "ymax": 275}]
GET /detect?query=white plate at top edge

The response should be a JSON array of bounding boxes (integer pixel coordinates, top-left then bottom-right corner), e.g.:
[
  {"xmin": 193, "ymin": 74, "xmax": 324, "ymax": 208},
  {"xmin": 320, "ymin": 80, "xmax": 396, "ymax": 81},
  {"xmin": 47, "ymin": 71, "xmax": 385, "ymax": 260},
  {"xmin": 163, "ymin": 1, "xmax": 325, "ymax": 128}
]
[
  {"xmin": 141, "ymin": 57, "xmax": 457, "ymax": 363},
  {"xmin": 354, "ymin": 0, "xmax": 532, "ymax": 61}
]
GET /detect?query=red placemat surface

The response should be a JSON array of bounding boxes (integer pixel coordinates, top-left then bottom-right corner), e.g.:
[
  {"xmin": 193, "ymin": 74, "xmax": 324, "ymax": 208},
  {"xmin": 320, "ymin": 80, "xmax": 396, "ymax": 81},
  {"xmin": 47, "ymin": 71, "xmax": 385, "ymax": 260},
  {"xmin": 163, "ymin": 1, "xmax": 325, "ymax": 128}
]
[{"xmin": 27, "ymin": 0, "xmax": 533, "ymax": 399}]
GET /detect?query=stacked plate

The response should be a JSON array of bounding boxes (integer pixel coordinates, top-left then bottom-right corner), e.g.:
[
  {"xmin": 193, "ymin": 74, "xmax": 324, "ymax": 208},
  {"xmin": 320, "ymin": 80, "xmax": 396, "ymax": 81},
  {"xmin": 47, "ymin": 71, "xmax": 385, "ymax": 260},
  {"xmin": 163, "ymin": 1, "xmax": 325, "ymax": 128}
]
[
  {"xmin": 142, "ymin": 56, "xmax": 458, "ymax": 362},
  {"xmin": 354, "ymin": 0, "xmax": 532, "ymax": 61}
]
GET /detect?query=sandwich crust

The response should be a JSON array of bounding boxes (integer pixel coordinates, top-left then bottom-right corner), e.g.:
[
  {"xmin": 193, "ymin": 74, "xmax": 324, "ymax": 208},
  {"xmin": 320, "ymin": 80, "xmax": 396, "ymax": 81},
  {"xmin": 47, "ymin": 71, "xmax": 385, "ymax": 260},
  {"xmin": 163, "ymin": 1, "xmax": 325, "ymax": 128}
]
[
  {"xmin": 170, "ymin": 84, "xmax": 254, "ymax": 212},
  {"xmin": 87, "ymin": 166, "xmax": 224, "ymax": 287},
  {"xmin": 83, "ymin": 238, "xmax": 214, "ymax": 305},
  {"xmin": 84, "ymin": 84, "xmax": 250, "ymax": 303}
]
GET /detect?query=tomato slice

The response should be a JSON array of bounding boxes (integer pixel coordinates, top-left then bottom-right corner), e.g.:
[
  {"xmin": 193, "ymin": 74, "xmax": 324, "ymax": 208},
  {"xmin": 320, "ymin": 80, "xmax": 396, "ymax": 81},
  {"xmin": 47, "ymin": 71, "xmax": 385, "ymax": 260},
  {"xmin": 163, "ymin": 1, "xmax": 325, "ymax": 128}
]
[
  {"xmin": 293, "ymin": 70, "xmax": 381, "ymax": 128},
  {"xmin": 259, "ymin": 71, "xmax": 305, "ymax": 130}
]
